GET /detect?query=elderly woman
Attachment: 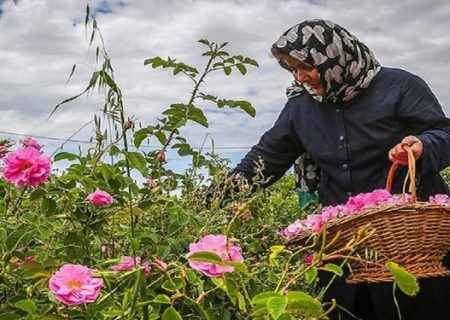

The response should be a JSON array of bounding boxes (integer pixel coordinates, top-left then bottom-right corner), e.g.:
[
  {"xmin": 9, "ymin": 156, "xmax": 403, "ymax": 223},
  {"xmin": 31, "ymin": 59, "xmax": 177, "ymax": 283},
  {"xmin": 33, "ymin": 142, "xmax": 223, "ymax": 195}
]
[{"xmin": 232, "ymin": 19, "xmax": 450, "ymax": 319}]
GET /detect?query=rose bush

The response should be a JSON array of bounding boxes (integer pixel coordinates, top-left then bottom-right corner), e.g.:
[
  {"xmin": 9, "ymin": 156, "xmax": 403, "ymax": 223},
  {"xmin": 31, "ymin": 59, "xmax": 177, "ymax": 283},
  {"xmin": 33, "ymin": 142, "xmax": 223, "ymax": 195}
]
[{"xmin": 0, "ymin": 9, "xmax": 438, "ymax": 320}]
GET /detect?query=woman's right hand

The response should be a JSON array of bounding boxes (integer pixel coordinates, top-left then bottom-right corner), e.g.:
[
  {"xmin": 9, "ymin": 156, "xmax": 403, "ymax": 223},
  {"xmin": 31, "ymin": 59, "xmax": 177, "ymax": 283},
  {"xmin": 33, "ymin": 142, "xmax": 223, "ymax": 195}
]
[{"xmin": 388, "ymin": 136, "xmax": 423, "ymax": 165}]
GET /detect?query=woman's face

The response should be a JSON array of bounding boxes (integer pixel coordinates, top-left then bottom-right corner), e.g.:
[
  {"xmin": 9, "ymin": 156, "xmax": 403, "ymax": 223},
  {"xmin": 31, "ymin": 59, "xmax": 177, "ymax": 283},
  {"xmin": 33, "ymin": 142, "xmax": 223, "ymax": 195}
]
[{"xmin": 278, "ymin": 54, "xmax": 324, "ymax": 96}]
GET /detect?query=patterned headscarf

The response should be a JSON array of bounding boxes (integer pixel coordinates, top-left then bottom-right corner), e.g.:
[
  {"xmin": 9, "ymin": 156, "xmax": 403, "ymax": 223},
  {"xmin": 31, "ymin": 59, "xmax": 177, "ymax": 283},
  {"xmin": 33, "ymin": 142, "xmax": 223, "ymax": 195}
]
[{"xmin": 273, "ymin": 19, "xmax": 381, "ymax": 103}]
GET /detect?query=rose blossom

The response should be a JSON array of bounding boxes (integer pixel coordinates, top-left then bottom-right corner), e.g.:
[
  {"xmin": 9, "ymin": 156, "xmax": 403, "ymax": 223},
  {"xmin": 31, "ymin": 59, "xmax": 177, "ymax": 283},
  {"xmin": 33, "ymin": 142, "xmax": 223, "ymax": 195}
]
[
  {"xmin": 111, "ymin": 256, "xmax": 151, "ymax": 277},
  {"xmin": 49, "ymin": 264, "xmax": 103, "ymax": 306},
  {"xmin": 187, "ymin": 234, "xmax": 243, "ymax": 277},
  {"xmin": 86, "ymin": 189, "xmax": 113, "ymax": 206},
  {"xmin": 145, "ymin": 178, "xmax": 157, "ymax": 188},
  {"xmin": 153, "ymin": 259, "xmax": 168, "ymax": 270},
  {"xmin": 156, "ymin": 150, "xmax": 166, "ymax": 162},
  {"xmin": 429, "ymin": 194, "xmax": 450, "ymax": 205},
  {"xmin": 20, "ymin": 137, "xmax": 42, "ymax": 150},
  {"xmin": 2, "ymin": 147, "xmax": 51, "ymax": 187},
  {"xmin": 304, "ymin": 254, "xmax": 315, "ymax": 265},
  {"xmin": 281, "ymin": 189, "xmax": 396, "ymax": 236}
]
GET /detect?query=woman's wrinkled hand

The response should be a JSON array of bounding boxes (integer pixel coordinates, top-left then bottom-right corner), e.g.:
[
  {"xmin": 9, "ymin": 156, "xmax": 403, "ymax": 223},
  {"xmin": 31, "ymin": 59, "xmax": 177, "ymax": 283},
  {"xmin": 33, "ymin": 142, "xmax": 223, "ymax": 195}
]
[{"xmin": 388, "ymin": 136, "xmax": 423, "ymax": 165}]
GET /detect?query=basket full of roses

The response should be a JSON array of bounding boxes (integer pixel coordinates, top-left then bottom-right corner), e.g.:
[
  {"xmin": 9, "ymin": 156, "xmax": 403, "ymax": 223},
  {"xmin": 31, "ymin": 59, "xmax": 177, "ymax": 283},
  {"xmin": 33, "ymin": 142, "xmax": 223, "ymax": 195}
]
[{"xmin": 286, "ymin": 147, "xmax": 450, "ymax": 283}]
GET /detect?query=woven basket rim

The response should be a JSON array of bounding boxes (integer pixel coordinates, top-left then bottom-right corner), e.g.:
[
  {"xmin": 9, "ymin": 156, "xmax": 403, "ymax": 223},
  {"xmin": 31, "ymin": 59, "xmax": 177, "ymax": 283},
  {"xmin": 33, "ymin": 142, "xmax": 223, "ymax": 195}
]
[{"xmin": 289, "ymin": 201, "xmax": 450, "ymax": 245}]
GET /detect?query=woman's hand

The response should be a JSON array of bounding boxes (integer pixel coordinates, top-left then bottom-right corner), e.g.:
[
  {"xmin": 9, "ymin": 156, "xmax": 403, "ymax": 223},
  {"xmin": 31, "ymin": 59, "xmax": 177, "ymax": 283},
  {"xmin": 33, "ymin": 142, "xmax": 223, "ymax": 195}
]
[{"xmin": 388, "ymin": 136, "xmax": 423, "ymax": 165}]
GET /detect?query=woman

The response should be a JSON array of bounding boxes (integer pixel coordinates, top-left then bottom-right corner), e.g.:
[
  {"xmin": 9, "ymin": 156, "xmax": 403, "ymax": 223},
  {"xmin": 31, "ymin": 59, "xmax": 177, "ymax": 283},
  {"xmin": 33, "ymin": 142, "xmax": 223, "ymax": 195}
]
[{"xmin": 232, "ymin": 19, "xmax": 450, "ymax": 319}]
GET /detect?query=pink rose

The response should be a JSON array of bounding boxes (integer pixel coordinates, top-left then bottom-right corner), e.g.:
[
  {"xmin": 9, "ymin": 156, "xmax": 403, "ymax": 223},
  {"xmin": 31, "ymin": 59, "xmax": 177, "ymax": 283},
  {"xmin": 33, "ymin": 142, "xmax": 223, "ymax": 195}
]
[
  {"xmin": 111, "ymin": 256, "xmax": 151, "ymax": 277},
  {"xmin": 2, "ymin": 147, "xmax": 51, "ymax": 187},
  {"xmin": 145, "ymin": 178, "xmax": 157, "ymax": 188},
  {"xmin": 156, "ymin": 150, "xmax": 166, "ymax": 162},
  {"xmin": 187, "ymin": 234, "xmax": 243, "ymax": 277},
  {"xmin": 49, "ymin": 264, "xmax": 103, "ymax": 306},
  {"xmin": 86, "ymin": 189, "xmax": 113, "ymax": 206},
  {"xmin": 304, "ymin": 254, "xmax": 314, "ymax": 265},
  {"xmin": 283, "ymin": 220, "xmax": 307, "ymax": 237},
  {"xmin": 153, "ymin": 259, "xmax": 168, "ymax": 270},
  {"xmin": 429, "ymin": 194, "xmax": 450, "ymax": 205},
  {"xmin": 20, "ymin": 137, "xmax": 42, "ymax": 150},
  {"xmin": 345, "ymin": 189, "xmax": 393, "ymax": 213}
]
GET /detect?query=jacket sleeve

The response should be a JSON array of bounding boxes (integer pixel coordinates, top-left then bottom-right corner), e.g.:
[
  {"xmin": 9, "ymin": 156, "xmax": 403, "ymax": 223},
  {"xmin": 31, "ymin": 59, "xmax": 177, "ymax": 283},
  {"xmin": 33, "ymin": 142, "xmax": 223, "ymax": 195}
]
[
  {"xmin": 231, "ymin": 100, "xmax": 305, "ymax": 188},
  {"xmin": 396, "ymin": 73, "xmax": 450, "ymax": 174}
]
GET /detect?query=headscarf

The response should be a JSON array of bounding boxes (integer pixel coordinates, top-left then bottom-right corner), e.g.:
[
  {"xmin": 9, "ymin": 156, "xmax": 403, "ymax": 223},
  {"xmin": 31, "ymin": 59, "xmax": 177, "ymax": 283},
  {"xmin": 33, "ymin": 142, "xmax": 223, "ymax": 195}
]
[{"xmin": 273, "ymin": 19, "xmax": 381, "ymax": 103}]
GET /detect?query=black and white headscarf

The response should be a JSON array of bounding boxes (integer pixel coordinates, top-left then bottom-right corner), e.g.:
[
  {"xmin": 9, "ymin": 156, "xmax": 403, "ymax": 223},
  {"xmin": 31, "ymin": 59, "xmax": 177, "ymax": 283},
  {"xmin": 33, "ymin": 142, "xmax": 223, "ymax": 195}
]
[{"xmin": 273, "ymin": 19, "xmax": 381, "ymax": 103}]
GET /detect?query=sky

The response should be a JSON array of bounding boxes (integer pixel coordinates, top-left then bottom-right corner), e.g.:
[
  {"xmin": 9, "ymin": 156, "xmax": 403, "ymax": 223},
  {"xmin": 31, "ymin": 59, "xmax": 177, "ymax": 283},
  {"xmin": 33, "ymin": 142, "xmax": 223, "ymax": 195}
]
[{"xmin": 1, "ymin": 0, "xmax": 450, "ymax": 174}]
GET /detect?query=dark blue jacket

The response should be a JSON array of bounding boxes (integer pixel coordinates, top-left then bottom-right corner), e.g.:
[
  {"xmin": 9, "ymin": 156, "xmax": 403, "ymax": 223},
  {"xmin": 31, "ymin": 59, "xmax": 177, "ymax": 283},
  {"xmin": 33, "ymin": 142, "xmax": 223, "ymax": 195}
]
[{"xmin": 233, "ymin": 67, "xmax": 450, "ymax": 205}]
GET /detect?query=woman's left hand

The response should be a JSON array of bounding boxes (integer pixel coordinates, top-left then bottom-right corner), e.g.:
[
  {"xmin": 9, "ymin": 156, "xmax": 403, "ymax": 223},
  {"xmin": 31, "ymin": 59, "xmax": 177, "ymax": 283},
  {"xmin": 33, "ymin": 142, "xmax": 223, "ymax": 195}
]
[{"xmin": 388, "ymin": 136, "xmax": 423, "ymax": 165}]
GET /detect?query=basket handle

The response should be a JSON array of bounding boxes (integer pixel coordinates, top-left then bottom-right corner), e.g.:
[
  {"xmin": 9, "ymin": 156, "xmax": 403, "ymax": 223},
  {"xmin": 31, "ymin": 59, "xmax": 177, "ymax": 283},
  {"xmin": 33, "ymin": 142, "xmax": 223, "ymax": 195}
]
[{"xmin": 385, "ymin": 145, "xmax": 417, "ymax": 203}]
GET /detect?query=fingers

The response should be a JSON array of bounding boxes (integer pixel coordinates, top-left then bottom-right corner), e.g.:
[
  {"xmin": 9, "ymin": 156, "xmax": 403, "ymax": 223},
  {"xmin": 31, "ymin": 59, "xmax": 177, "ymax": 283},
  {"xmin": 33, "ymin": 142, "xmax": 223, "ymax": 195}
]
[{"xmin": 388, "ymin": 136, "xmax": 423, "ymax": 165}]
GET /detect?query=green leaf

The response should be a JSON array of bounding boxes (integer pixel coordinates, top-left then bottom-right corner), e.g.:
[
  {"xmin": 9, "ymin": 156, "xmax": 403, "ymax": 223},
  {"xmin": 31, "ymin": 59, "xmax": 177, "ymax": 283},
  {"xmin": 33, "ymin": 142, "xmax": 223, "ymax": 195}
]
[
  {"xmin": 235, "ymin": 100, "xmax": 256, "ymax": 117},
  {"xmin": 187, "ymin": 251, "xmax": 223, "ymax": 264},
  {"xmin": 63, "ymin": 232, "xmax": 85, "ymax": 262},
  {"xmin": 15, "ymin": 299, "xmax": 36, "ymax": 315},
  {"xmin": 154, "ymin": 131, "xmax": 168, "ymax": 145},
  {"xmin": 39, "ymin": 315, "xmax": 66, "ymax": 320},
  {"xmin": 187, "ymin": 106, "xmax": 208, "ymax": 127},
  {"xmin": 161, "ymin": 278, "xmax": 184, "ymax": 292},
  {"xmin": 40, "ymin": 198, "xmax": 57, "ymax": 215},
  {"xmin": 152, "ymin": 294, "xmax": 172, "ymax": 304},
  {"xmin": 223, "ymin": 66, "xmax": 232, "ymax": 75},
  {"xmin": 131, "ymin": 238, "xmax": 140, "ymax": 253},
  {"xmin": 235, "ymin": 63, "xmax": 247, "ymax": 75},
  {"xmin": 385, "ymin": 262, "xmax": 420, "ymax": 296},
  {"xmin": 251, "ymin": 291, "xmax": 284, "ymax": 306},
  {"xmin": 198, "ymin": 39, "xmax": 211, "ymax": 45},
  {"xmin": 6, "ymin": 230, "xmax": 27, "ymax": 251},
  {"xmin": 0, "ymin": 313, "xmax": 21, "ymax": 320},
  {"xmin": 124, "ymin": 151, "xmax": 148, "ymax": 176},
  {"xmin": 53, "ymin": 152, "xmax": 79, "ymax": 162},
  {"xmin": 269, "ymin": 245, "xmax": 285, "ymax": 267},
  {"xmin": 0, "ymin": 228, "xmax": 6, "ymax": 242},
  {"xmin": 162, "ymin": 306, "xmax": 183, "ymax": 320},
  {"xmin": 144, "ymin": 57, "xmax": 163, "ymax": 68},
  {"xmin": 50, "ymin": 71, "xmax": 100, "ymax": 117},
  {"xmin": 305, "ymin": 267, "xmax": 318, "ymax": 285},
  {"xmin": 267, "ymin": 296, "xmax": 287, "ymax": 320},
  {"xmin": 243, "ymin": 57, "xmax": 259, "ymax": 67},
  {"xmin": 223, "ymin": 272, "xmax": 238, "ymax": 305},
  {"xmin": 224, "ymin": 261, "xmax": 249, "ymax": 275},
  {"xmin": 286, "ymin": 291, "xmax": 324, "ymax": 317},
  {"xmin": 29, "ymin": 188, "xmax": 46, "ymax": 201},
  {"xmin": 133, "ymin": 127, "xmax": 152, "ymax": 148},
  {"xmin": 322, "ymin": 263, "xmax": 343, "ymax": 277},
  {"xmin": 237, "ymin": 292, "xmax": 246, "ymax": 311},
  {"xmin": 270, "ymin": 245, "xmax": 285, "ymax": 254}
]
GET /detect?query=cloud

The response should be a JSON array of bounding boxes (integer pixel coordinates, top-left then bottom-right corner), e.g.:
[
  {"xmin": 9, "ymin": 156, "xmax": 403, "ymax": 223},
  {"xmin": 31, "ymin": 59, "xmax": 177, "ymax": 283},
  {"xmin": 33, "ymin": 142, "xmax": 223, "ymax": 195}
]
[{"xmin": 1, "ymin": 0, "xmax": 449, "ymax": 173}]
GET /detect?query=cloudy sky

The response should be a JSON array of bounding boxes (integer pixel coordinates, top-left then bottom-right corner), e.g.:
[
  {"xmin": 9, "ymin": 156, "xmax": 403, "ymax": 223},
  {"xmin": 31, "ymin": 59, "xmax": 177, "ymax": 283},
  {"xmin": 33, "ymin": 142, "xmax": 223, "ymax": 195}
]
[{"xmin": 1, "ymin": 0, "xmax": 450, "ymax": 173}]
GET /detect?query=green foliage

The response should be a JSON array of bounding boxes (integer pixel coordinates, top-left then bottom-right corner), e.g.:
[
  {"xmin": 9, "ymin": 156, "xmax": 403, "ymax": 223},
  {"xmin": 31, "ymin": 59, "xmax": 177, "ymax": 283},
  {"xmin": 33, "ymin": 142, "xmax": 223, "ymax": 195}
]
[
  {"xmin": 0, "ymin": 7, "xmax": 424, "ymax": 320},
  {"xmin": 385, "ymin": 262, "xmax": 420, "ymax": 296}
]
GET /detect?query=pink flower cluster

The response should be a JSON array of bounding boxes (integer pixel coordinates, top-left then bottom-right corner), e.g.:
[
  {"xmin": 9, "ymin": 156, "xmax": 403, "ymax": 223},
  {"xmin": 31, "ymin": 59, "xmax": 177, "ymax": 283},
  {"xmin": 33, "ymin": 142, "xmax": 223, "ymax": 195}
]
[
  {"xmin": 2, "ymin": 144, "xmax": 51, "ymax": 188},
  {"xmin": 282, "ymin": 189, "xmax": 401, "ymax": 237},
  {"xmin": 429, "ymin": 194, "xmax": 450, "ymax": 205},
  {"xmin": 20, "ymin": 137, "xmax": 42, "ymax": 150},
  {"xmin": 187, "ymin": 234, "xmax": 243, "ymax": 277},
  {"xmin": 111, "ymin": 256, "xmax": 151, "ymax": 277},
  {"xmin": 86, "ymin": 189, "xmax": 113, "ymax": 206},
  {"xmin": 49, "ymin": 264, "xmax": 103, "ymax": 306}
]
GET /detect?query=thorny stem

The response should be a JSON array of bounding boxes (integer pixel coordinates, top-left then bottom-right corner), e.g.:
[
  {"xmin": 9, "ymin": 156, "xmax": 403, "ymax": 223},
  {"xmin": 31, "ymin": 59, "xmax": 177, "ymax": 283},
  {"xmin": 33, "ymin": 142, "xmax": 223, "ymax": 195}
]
[{"xmin": 161, "ymin": 47, "xmax": 217, "ymax": 153}]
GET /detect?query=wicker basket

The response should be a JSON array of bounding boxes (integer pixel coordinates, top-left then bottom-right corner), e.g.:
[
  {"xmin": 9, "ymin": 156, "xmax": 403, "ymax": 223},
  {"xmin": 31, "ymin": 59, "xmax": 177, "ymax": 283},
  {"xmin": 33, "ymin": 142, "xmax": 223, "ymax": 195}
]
[{"xmin": 291, "ymin": 146, "xmax": 450, "ymax": 283}]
